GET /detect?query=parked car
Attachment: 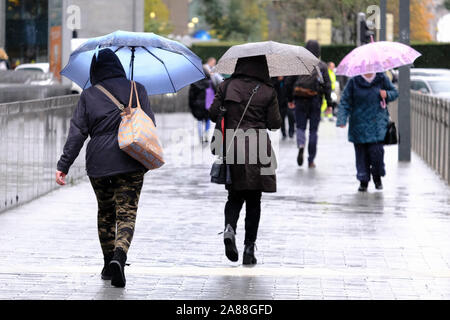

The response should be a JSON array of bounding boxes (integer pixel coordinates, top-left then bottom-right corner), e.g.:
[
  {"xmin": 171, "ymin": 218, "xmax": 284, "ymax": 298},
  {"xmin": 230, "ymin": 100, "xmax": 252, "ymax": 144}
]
[
  {"xmin": 411, "ymin": 76, "xmax": 450, "ymax": 99},
  {"xmin": 410, "ymin": 68, "xmax": 450, "ymax": 77},
  {"xmin": 14, "ymin": 63, "xmax": 55, "ymax": 85},
  {"xmin": 15, "ymin": 62, "xmax": 49, "ymax": 73},
  {"xmin": 14, "ymin": 62, "xmax": 82, "ymax": 94}
]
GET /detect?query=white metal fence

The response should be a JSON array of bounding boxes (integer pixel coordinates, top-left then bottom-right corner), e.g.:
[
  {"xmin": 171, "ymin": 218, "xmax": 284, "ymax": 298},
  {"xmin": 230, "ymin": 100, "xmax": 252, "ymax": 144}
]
[{"xmin": 410, "ymin": 92, "xmax": 450, "ymax": 185}]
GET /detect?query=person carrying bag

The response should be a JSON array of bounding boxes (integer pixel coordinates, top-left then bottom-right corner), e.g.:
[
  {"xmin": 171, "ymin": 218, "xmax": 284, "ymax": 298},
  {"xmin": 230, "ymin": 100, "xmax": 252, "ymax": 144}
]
[
  {"xmin": 56, "ymin": 48, "xmax": 158, "ymax": 288},
  {"xmin": 96, "ymin": 80, "xmax": 164, "ymax": 170},
  {"xmin": 209, "ymin": 55, "xmax": 281, "ymax": 266}
]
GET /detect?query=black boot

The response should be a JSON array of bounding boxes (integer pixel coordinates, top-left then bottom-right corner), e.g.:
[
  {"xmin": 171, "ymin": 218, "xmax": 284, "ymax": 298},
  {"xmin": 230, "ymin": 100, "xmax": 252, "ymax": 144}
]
[
  {"xmin": 223, "ymin": 224, "xmax": 238, "ymax": 262},
  {"xmin": 358, "ymin": 181, "xmax": 369, "ymax": 192},
  {"xmin": 101, "ymin": 252, "xmax": 114, "ymax": 280},
  {"xmin": 373, "ymin": 176, "xmax": 383, "ymax": 190},
  {"xmin": 297, "ymin": 147, "xmax": 304, "ymax": 166},
  {"xmin": 243, "ymin": 243, "xmax": 257, "ymax": 265},
  {"xmin": 109, "ymin": 247, "xmax": 127, "ymax": 288}
]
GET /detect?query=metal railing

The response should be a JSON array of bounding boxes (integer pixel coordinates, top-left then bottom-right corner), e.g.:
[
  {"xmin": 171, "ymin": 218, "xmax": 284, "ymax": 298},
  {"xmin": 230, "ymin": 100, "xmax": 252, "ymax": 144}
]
[
  {"xmin": 0, "ymin": 87, "xmax": 190, "ymax": 213},
  {"xmin": 410, "ymin": 92, "xmax": 450, "ymax": 185},
  {"xmin": 0, "ymin": 95, "xmax": 85, "ymax": 213}
]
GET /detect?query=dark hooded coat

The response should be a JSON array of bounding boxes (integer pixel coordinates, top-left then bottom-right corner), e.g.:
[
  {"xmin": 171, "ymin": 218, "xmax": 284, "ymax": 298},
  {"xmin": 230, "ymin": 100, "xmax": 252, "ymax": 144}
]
[
  {"xmin": 188, "ymin": 68, "xmax": 215, "ymax": 120},
  {"xmin": 209, "ymin": 56, "xmax": 282, "ymax": 193},
  {"xmin": 57, "ymin": 48, "xmax": 155, "ymax": 178},
  {"xmin": 285, "ymin": 40, "xmax": 333, "ymax": 106}
]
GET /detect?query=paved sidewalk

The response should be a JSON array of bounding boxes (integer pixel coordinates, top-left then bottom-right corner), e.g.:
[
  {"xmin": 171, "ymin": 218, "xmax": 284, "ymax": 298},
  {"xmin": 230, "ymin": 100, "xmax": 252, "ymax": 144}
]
[{"xmin": 0, "ymin": 113, "xmax": 450, "ymax": 300}]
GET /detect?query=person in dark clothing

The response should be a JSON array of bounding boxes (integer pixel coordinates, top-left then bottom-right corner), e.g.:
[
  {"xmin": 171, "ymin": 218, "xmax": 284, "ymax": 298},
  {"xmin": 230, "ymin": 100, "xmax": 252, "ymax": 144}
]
[
  {"xmin": 286, "ymin": 40, "xmax": 334, "ymax": 168},
  {"xmin": 189, "ymin": 66, "xmax": 216, "ymax": 143},
  {"xmin": 337, "ymin": 72, "xmax": 398, "ymax": 191},
  {"xmin": 209, "ymin": 55, "xmax": 281, "ymax": 265},
  {"xmin": 272, "ymin": 76, "xmax": 295, "ymax": 139},
  {"xmin": 55, "ymin": 48, "xmax": 155, "ymax": 288}
]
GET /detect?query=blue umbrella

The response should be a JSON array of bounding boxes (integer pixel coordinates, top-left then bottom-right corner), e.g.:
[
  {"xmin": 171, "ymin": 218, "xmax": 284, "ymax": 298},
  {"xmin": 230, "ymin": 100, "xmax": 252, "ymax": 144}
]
[{"xmin": 61, "ymin": 30, "xmax": 205, "ymax": 95}]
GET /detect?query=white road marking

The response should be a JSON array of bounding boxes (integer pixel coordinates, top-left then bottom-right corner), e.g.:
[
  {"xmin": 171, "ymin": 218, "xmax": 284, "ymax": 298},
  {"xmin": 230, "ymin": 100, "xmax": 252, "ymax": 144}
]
[{"xmin": 1, "ymin": 265, "xmax": 450, "ymax": 278}]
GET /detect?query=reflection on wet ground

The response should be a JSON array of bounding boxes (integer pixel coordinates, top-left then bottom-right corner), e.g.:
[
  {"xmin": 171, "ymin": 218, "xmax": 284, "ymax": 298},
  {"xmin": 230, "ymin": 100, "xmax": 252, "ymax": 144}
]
[{"xmin": 0, "ymin": 113, "xmax": 449, "ymax": 299}]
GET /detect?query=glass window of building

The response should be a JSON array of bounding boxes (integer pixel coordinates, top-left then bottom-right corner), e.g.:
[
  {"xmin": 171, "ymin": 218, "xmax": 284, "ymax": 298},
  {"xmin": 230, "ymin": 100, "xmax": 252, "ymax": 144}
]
[{"xmin": 5, "ymin": 0, "xmax": 49, "ymax": 67}]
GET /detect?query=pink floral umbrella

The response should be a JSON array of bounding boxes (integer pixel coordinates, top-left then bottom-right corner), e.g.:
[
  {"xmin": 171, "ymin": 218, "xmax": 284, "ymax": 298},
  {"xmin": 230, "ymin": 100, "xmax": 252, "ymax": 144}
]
[
  {"xmin": 336, "ymin": 40, "xmax": 421, "ymax": 107},
  {"xmin": 336, "ymin": 41, "xmax": 421, "ymax": 78}
]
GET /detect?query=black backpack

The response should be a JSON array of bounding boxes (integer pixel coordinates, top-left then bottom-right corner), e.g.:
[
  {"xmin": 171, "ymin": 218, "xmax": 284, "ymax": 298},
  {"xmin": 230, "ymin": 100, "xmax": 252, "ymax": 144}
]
[{"xmin": 293, "ymin": 66, "xmax": 324, "ymax": 98}]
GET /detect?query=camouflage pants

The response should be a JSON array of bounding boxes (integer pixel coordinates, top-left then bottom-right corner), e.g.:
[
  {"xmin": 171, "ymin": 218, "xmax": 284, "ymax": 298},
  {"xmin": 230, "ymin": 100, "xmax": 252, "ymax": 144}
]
[{"xmin": 89, "ymin": 171, "xmax": 144, "ymax": 255}]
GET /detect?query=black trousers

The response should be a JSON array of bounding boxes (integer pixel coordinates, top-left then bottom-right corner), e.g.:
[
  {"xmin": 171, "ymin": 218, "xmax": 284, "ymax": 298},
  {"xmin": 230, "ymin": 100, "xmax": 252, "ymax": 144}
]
[
  {"xmin": 280, "ymin": 107, "xmax": 296, "ymax": 138},
  {"xmin": 354, "ymin": 142, "xmax": 386, "ymax": 182},
  {"xmin": 224, "ymin": 190, "xmax": 262, "ymax": 245}
]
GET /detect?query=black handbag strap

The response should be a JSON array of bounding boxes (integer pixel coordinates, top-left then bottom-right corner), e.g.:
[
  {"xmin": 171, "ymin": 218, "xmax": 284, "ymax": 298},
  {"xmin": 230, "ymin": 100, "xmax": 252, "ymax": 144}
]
[{"xmin": 225, "ymin": 84, "xmax": 261, "ymax": 154}]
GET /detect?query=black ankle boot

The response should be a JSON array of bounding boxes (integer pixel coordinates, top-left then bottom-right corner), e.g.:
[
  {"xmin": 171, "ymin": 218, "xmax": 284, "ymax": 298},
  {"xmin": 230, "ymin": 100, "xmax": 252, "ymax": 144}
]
[
  {"xmin": 101, "ymin": 252, "xmax": 114, "ymax": 280},
  {"xmin": 243, "ymin": 243, "xmax": 257, "ymax": 265},
  {"xmin": 223, "ymin": 224, "xmax": 238, "ymax": 262},
  {"xmin": 358, "ymin": 181, "xmax": 368, "ymax": 192},
  {"xmin": 373, "ymin": 176, "xmax": 383, "ymax": 190},
  {"xmin": 297, "ymin": 147, "xmax": 304, "ymax": 166},
  {"xmin": 109, "ymin": 248, "xmax": 127, "ymax": 288}
]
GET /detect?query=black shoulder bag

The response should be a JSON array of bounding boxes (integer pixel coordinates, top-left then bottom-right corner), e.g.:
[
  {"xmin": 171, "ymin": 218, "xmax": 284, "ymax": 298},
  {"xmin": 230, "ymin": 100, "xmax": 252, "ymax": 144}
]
[
  {"xmin": 382, "ymin": 89, "xmax": 398, "ymax": 145},
  {"xmin": 210, "ymin": 83, "xmax": 261, "ymax": 185}
]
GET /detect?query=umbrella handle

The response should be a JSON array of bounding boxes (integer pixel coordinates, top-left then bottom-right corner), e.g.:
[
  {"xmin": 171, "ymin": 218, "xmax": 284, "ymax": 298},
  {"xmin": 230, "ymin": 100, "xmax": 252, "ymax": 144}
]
[
  {"xmin": 130, "ymin": 46, "xmax": 136, "ymax": 80},
  {"xmin": 380, "ymin": 97, "xmax": 387, "ymax": 109}
]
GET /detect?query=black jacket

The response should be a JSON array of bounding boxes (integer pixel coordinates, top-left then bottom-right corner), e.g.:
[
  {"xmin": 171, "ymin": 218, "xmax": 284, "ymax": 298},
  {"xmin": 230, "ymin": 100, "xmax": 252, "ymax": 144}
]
[
  {"xmin": 209, "ymin": 56, "xmax": 282, "ymax": 193},
  {"xmin": 285, "ymin": 61, "xmax": 332, "ymax": 106},
  {"xmin": 285, "ymin": 40, "xmax": 333, "ymax": 106},
  {"xmin": 188, "ymin": 77, "xmax": 215, "ymax": 120},
  {"xmin": 57, "ymin": 48, "xmax": 155, "ymax": 178},
  {"xmin": 271, "ymin": 77, "xmax": 288, "ymax": 110}
]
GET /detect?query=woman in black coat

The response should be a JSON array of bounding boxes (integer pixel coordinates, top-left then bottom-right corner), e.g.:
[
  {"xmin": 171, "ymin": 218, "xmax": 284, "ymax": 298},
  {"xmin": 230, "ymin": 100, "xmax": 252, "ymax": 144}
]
[
  {"xmin": 209, "ymin": 55, "xmax": 281, "ymax": 265},
  {"xmin": 55, "ymin": 48, "xmax": 155, "ymax": 288}
]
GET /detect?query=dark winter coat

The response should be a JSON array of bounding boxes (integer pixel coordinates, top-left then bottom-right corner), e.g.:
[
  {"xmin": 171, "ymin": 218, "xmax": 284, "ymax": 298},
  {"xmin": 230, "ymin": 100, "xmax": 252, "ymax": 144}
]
[
  {"xmin": 188, "ymin": 76, "xmax": 215, "ymax": 120},
  {"xmin": 209, "ymin": 56, "xmax": 282, "ymax": 193},
  {"xmin": 57, "ymin": 48, "xmax": 155, "ymax": 178},
  {"xmin": 271, "ymin": 77, "xmax": 288, "ymax": 111},
  {"xmin": 336, "ymin": 73, "xmax": 398, "ymax": 144},
  {"xmin": 285, "ymin": 40, "xmax": 333, "ymax": 107}
]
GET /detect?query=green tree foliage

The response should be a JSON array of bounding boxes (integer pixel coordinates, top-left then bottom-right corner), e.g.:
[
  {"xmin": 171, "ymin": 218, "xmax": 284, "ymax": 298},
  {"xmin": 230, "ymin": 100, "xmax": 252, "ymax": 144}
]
[
  {"xmin": 199, "ymin": 0, "xmax": 268, "ymax": 41},
  {"xmin": 445, "ymin": 0, "xmax": 450, "ymax": 10},
  {"xmin": 144, "ymin": 0, "xmax": 173, "ymax": 35}
]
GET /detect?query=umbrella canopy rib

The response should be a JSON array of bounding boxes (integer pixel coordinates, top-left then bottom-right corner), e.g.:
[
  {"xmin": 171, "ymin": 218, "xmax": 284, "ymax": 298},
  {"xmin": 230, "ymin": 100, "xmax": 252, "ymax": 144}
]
[{"xmin": 141, "ymin": 46, "xmax": 176, "ymax": 93}]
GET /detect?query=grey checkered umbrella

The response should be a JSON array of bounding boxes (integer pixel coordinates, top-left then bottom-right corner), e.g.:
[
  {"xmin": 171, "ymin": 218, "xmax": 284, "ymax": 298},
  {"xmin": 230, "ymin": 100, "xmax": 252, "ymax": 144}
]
[{"xmin": 213, "ymin": 41, "xmax": 320, "ymax": 76}]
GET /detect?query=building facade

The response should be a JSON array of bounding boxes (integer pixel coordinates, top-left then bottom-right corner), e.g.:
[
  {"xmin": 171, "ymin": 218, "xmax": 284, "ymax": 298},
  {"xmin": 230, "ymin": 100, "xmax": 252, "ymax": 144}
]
[{"xmin": 0, "ymin": 0, "xmax": 144, "ymax": 77}]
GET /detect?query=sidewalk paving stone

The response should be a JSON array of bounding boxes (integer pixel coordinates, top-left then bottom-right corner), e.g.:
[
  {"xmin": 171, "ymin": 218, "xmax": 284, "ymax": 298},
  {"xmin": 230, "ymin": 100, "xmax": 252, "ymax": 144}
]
[{"xmin": 0, "ymin": 113, "xmax": 449, "ymax": 300}]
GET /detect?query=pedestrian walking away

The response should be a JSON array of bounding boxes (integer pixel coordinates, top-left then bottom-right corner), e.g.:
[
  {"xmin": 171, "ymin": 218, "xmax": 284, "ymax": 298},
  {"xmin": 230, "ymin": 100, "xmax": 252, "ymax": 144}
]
[
  {"xmin": 272, "ymin": 76, "xmax": 295, "ymax": 139},
  {"xmin": 320, "ymin": 61, "xmax": 337, "ymax": 121},
  {"xmin": 209, "ymin": 55, "xmax": 281, "ymax": 265},
  {"xmin": 286, "ymin": 40, "xmax": 334, "ymax": 169},
  {"xmin": 336, "ymin": 72, "xmax": 398, "ymax": 192},
  {"xmin": 55, "ymin": 48, "xmax": 155, "ymax": 288},
  {"xmin": 189, "ymin": 66, "xmax": 217, "ymax": 144}
]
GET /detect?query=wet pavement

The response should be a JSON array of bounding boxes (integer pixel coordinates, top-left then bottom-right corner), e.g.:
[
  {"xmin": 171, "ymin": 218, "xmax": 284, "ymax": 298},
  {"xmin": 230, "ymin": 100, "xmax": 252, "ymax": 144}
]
[{"xmin": 0, "ymin": 113, "xmax": 450, "ymax": 300}]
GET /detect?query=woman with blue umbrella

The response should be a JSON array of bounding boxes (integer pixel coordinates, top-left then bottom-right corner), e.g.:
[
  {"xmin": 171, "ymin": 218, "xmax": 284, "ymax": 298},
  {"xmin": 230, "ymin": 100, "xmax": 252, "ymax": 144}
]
[
  {"xmin": 56, "ymin": 48, "xmax": 154, "ymax": 288},
  {"xmin": 55, "ymin": 31, "xmax": 205, "ymax": 288}
]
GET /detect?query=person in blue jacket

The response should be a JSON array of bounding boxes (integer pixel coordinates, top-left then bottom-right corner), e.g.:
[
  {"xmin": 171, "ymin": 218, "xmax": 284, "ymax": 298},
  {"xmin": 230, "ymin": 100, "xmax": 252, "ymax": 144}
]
[
  {"xmin": 336, "ymin": 72, "xmax": 398, "ymax": 192},
  {"xmin": 55, "ymin": 48, "xmax": 155, "ymax": 288}
]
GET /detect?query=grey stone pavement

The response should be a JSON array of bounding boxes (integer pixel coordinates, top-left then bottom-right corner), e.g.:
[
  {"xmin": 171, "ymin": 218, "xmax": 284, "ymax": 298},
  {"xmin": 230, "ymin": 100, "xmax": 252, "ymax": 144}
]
[{"xmin": 1, "ymin": 113, "xmax": 450, "ymax": 300}]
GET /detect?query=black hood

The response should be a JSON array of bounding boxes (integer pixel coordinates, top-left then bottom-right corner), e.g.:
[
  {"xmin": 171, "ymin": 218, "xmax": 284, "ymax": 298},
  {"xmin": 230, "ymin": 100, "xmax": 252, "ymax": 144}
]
[
  {"xmin": 306, "ymin": 40, "xmax": 321, "ymax": 58},
  {"xmin": 90, "ymin": 48, "xmax": 126, "ymax": 86},
  {"xmin": 232, "ymin": 55, "xmax": 271, "ymax": 84}
]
